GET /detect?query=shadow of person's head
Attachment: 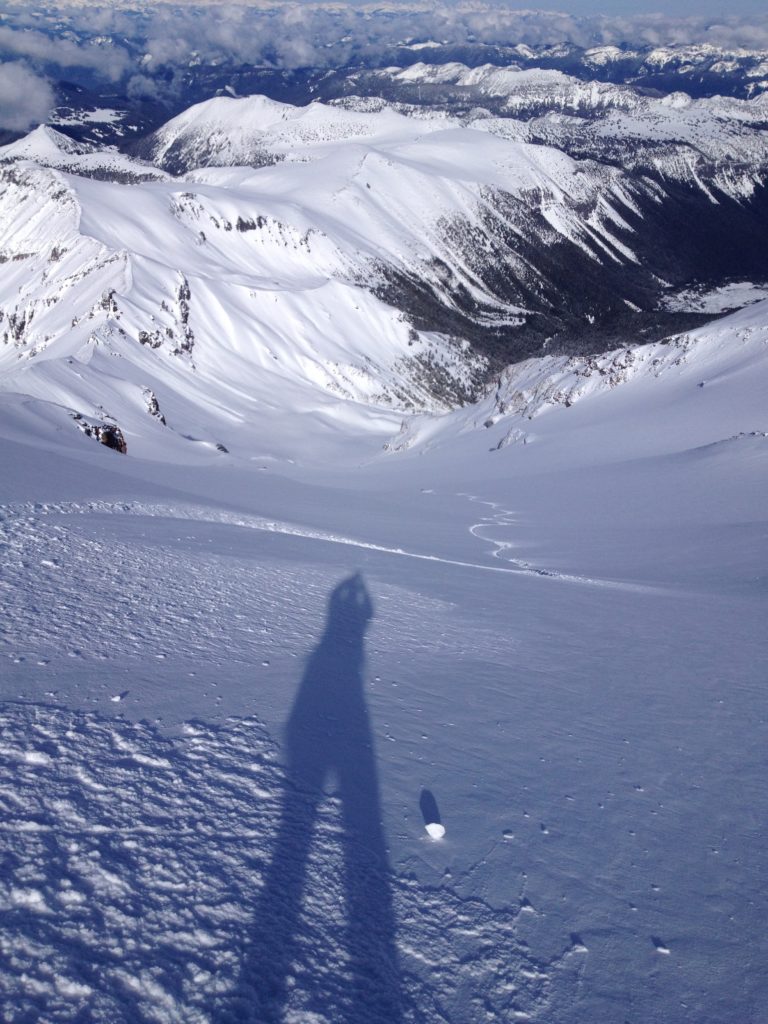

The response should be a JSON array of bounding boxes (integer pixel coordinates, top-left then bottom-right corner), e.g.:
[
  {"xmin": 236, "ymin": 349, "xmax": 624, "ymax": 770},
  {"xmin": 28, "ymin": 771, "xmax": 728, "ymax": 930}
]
[{"xmin": 325, "ymin": 573, "xmax": 374, "ymax": 641}]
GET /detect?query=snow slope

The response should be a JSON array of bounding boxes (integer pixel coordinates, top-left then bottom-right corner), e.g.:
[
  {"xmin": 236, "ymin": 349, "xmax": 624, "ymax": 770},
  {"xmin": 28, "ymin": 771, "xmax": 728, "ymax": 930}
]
[
  {"xmin": 0, "ymin": 101, "xmax": 676, "ymax": 464},
  {"xmin": 1, "ymin": 293, "xmax": 767, "ymax": 1022},
  {"xmin": 2, "ymin": 86, "xmax": 768, "ymax": 475},
  {"xmin": 363, "ymin": 64, "xmax": 768, "ymax": 197},
  {"xmin": 4, "ymin": 89, "xmax": 768, "ymax": 474},
  {"xmin": 0, "ymin": 151, "xmax": 488, "ymax": 462}
]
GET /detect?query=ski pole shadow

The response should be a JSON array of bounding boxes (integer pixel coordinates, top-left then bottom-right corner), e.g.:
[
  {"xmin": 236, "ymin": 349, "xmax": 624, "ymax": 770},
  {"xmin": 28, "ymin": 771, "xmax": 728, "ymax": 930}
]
[{"xmin": 225, "ymin": 573, "xmax": 404, "ymax": 1023}]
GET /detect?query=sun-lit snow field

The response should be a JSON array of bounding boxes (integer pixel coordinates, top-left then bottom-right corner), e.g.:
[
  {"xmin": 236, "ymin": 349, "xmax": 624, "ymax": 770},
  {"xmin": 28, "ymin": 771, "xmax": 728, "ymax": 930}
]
[{"xmin": 2, "ymin": 294, "xmax": 767, "ymax": 1022}]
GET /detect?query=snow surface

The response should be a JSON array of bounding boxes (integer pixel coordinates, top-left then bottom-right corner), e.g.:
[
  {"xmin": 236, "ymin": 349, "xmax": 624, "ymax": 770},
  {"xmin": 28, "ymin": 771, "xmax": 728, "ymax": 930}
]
[
  {"xmin": 373, "ymin": 63, "xmax": 768, "ymax": 198},
  {"xmin": 0, "ymin": 103, "xmax": 666, "ymax": 453},
  {"xmin": 1, "ymin": 87, "xmax": 767, "ymax": 1023},
  {"xmin": 660, "ymin": 280, "xmax": 768, "ymax": 314},
  {"xmin": 2, "ymin": 294, "xmax": 767, "ymax": 1021}
]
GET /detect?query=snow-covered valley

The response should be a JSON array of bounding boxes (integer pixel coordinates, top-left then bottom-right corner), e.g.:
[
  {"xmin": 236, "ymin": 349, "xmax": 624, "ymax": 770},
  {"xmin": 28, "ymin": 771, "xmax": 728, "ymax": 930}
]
[{"xmin": 1, "ymin": 76, "xmax": 768, "ymax": 1024}]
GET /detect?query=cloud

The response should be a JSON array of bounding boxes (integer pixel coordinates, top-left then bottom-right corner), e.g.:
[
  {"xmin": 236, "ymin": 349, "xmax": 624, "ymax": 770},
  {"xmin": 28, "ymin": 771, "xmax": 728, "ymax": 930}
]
[
  {"xmin": 0, "ymin": 25, "xmax": 130, "ymax": 81},
  {"xmin": 133, "ymin": 6, "xmax": 768, "ymax": 66},
  {"xmin": 2, "ymin": 4, "xmax": 768, "ymax": 87},
  {"xmin": 126, "ymin": 73, "xmax": 163, "ymax": 101},
  {"xmin": 0, "ymin": 61, "xmax": 54, "ymax": 131}
]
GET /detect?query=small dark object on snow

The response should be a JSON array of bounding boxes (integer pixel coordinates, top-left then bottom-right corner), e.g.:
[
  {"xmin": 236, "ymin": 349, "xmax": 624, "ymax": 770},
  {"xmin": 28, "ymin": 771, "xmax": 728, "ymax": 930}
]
[
  {"xmin": 71, "ymin": 412, "xmax": 127, "ymax": 454},
  {"xmin": 97, "ymin": 424, "xmax": 127, "ymax": 453}
]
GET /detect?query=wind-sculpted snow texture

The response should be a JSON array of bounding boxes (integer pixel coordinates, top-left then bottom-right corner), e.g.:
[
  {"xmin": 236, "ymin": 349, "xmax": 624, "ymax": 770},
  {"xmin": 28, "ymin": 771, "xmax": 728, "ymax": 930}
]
[{"xmin": 0, "ymin": 702, "xmax": 569, "ymax": 1023}]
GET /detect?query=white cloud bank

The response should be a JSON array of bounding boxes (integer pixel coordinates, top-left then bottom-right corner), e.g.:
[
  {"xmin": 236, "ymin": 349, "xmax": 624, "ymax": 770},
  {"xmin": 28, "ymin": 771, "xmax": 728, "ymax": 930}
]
[
  {"xmin": 133, "ymin": 7, "xmax": 768, "ymax": 67},
  {"xmin": 0, "ymin": 62, "xmax": 54, "ymax": 131},
  {"xmin": 0, "ymin": 24, "xmax": 130, "ymax": 81},
  {"xmin": 1, "ymin": 4, "xmax": 767, "ymax": 85}
]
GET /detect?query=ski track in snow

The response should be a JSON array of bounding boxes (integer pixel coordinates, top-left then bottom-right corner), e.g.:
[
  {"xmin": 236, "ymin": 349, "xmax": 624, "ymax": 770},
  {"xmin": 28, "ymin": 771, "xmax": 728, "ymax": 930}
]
[
  {"xmin": 0, "ymin": 500, "xmax": 522, "ymax": 671},
  {"xmin": 458, "ymin": 493, "xmax": 655, "ymax": 592},
  {"xmin": 0, "ymin": 702, "xmax": 583, "ymax": 1023},
  {"xmin": 1, "ymin": 498, "xmax": 652, "ymax": 604}
]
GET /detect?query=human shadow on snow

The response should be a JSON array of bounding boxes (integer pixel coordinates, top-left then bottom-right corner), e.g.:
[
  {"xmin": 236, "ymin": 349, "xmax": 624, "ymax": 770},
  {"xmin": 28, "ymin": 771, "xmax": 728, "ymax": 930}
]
[{"xmin": 224, "ymin": 573, "xmax": 404, "ymax": 1023}]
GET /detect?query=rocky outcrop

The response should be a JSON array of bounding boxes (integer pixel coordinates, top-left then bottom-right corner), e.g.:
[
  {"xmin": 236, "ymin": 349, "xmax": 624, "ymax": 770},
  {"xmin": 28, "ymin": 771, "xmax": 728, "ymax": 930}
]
[{"xmin": 71, "ymin": 413, "xmax": 127, "ymax": 454}]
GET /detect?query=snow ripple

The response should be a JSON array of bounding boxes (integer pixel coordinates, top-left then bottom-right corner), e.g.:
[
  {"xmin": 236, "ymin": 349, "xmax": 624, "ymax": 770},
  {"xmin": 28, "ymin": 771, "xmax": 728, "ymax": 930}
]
[
  {"xmin": 0, "ymin": 501, "xmax": 518, "ymax": 671},
  {"xmin": 0, "ymin": 703, "xmax": 577, "ymax": 1023}
]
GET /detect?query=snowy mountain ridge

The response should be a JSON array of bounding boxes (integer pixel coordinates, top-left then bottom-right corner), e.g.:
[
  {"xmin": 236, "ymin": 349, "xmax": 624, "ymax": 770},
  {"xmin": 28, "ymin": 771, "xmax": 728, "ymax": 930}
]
[
  {"xmin": 0, "ymin": 126, "xmax": 168, "ymax": 183},
  {"xmin": 1, "ymin": 90, "xmax": 767, "ymax": 466},
  {"xmin": 143, "ymin": 80, "xmax": 768, "ymax": 199},
  {"xmin": 361, "ymin": 64, "xmax": 768, "ymax": 198}
]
